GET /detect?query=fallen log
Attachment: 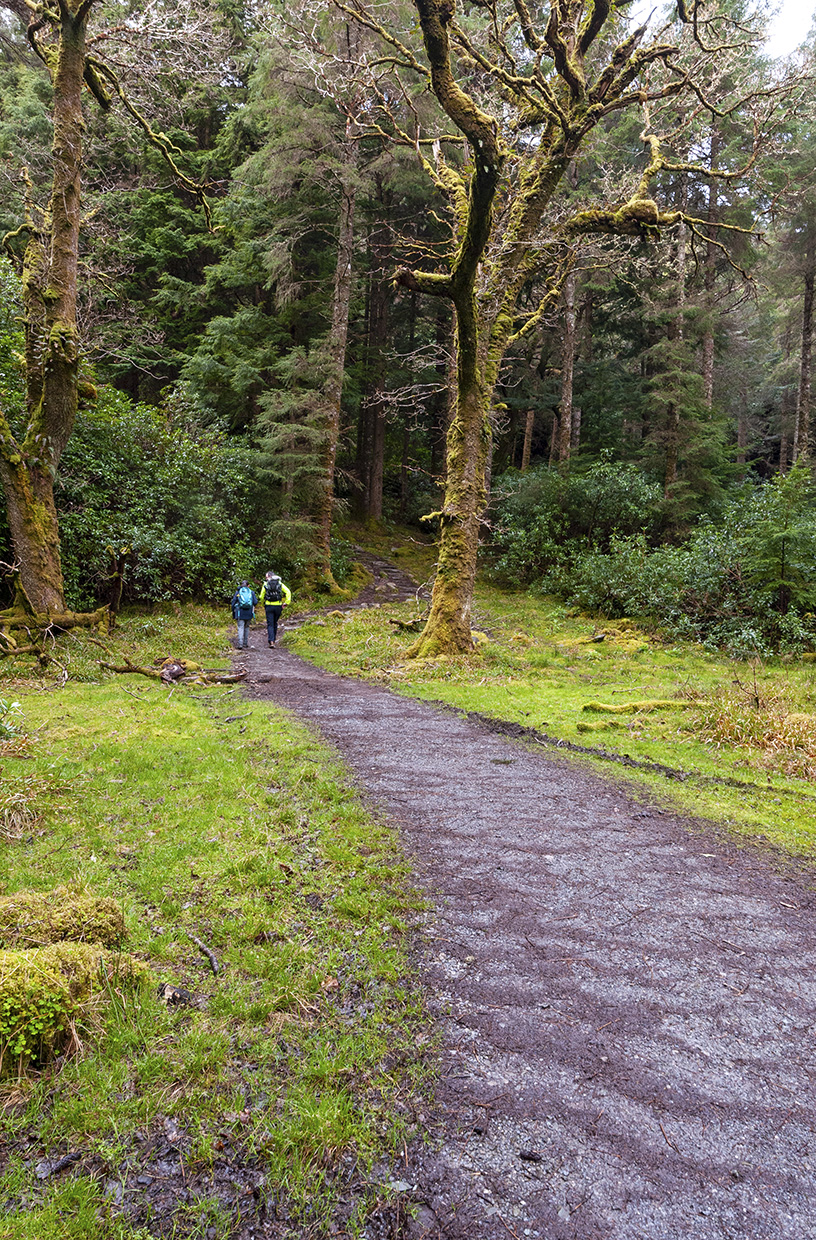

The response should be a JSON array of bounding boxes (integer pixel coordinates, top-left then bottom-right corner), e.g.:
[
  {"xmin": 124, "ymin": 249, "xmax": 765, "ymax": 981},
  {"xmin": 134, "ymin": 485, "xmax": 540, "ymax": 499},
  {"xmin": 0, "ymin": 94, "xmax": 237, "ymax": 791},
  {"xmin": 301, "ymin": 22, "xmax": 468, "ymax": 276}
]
[
  {"xmin": 0, "ymin": 566, "xmax": 110, "ymax": 636},
  {"xmin": 582, "ymin": 699, "xmax": 707, "ymax": 714},
  {"xmin": 0, "ymin": 605, "xmax": 110, "ymax": 632}
]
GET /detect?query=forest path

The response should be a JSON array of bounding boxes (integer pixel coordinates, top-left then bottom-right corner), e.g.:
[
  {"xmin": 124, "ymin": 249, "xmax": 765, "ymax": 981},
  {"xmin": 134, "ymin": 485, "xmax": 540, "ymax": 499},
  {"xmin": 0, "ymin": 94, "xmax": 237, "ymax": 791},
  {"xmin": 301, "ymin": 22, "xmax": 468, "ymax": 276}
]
[{"xmin": 239, "ymin": 570, "xmax": 816, "ymax": 1240}]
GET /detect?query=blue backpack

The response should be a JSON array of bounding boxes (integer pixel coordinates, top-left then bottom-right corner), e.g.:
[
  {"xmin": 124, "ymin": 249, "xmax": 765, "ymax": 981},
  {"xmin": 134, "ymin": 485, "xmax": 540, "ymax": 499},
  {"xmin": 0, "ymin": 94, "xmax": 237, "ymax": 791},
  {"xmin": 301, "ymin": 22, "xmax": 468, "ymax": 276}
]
[{"xmin": 237, "ymin": 585, "xmax": 253, "ymax": 608}]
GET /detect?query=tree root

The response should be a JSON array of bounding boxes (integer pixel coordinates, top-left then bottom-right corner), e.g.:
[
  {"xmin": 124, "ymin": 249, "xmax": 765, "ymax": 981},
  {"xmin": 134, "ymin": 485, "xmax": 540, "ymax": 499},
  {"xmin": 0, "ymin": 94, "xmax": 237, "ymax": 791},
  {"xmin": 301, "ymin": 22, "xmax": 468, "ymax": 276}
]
[
  {"xmin": 0, "ymin": 567, "xmax": 110, "ymax": 638},
  {"xmin": 0, "ymin": 605, "xmax": 110, "ymax": 632}
]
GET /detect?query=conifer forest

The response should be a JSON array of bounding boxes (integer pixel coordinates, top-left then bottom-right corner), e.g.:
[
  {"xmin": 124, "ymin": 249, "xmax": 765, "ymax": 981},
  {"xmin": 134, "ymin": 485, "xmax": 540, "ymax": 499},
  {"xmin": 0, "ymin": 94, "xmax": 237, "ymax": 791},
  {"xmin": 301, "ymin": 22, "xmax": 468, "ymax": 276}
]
[{"xmin": 0, "ymin": 0, "xmax": 815, "ymax": 656}]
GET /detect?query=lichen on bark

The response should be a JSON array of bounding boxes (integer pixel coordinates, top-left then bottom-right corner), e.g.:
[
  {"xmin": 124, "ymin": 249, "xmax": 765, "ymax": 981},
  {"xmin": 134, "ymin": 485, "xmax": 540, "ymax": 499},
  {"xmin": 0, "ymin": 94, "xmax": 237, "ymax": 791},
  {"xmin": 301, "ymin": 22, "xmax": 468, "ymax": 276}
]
[{"xmin": 0, "ymin": 1, "xmax": 95, "ymax": 612}]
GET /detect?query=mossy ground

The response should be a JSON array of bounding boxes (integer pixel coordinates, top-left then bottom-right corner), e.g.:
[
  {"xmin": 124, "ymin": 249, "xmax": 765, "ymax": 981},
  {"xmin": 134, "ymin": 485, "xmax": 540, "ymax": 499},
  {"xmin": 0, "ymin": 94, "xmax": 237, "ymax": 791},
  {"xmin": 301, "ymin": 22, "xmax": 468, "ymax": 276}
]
[
  {"xmin": 0, "ymin": 604, "xmax": 428, "ymax": 1238},
  {"xmin": 290, "ymin": 544, "xmax": 816, "ymax": 859},
  {"xmin": 0, "ymin": 886, "xmax": 126, "ymax": 949}
]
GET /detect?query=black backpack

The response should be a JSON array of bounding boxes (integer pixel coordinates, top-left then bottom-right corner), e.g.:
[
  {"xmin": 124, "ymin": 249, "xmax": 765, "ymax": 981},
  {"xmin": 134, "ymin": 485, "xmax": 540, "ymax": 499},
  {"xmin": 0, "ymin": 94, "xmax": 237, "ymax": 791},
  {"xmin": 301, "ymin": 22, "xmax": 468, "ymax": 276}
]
[{"xmin": 265, "ymin": 576, "xmax": 282, "ymax": 603}]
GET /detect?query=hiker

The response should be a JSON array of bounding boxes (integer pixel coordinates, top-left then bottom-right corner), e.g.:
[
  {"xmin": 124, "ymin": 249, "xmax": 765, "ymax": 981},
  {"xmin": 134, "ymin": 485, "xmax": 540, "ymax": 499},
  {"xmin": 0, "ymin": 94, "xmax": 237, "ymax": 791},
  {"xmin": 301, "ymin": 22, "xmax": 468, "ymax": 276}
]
[
  {"xmin": 259, "ymin": 569, "xmax": 291, "ymax": 647},
  {"xmin": 231, "ymin": 580, "xmax": 258, "ymax": 649}
]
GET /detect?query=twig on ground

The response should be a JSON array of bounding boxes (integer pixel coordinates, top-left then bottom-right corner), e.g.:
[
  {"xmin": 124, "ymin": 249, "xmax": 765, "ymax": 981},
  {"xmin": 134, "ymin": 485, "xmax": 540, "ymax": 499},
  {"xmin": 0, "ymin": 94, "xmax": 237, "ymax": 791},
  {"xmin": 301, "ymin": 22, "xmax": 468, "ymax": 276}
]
[
  {"xmin": 659, "ymin": 1121, "xmax": 680, "ymax": 1154},
  {"xmin": 185, "ymin": 931, "xmax": 220, "ymax": 976}
]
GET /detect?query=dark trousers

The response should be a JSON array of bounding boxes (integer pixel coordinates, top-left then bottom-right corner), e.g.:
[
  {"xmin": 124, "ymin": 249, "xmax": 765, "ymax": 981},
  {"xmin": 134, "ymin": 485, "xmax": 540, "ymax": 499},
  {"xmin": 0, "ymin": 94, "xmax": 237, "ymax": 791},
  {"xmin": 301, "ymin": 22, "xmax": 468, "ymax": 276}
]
[{"xmin": 265, "ymin": 605, "xmax": 283, "ymax": 642}]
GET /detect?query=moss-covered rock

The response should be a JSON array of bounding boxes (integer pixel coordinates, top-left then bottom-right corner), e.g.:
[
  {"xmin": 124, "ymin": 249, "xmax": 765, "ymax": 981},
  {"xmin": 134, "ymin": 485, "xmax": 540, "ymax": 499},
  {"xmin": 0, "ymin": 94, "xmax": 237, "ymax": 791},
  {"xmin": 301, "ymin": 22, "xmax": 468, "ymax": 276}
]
[
  {"xmin": 0, "ymin": 885, "xmax": 126, "ymax": 949},
  {"xmin": 0, "ymin": 942, "xmax": 147, "ymax": 1074}
]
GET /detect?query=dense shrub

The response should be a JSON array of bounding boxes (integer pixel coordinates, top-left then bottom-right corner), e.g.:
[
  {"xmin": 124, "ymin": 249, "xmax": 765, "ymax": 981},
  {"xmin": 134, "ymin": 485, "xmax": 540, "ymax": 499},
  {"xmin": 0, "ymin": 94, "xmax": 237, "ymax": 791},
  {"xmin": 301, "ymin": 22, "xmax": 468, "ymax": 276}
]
[
  {"xmin": 56, "ymin": 389, "xmax": 270, "ymax": 608},
  {"xmin": 490, "ymin": 459, "xmax": 663, "ymax": 583},
  {"xmin": 543, "ymin": 467, "xmax": 816, "ymax": 655}
]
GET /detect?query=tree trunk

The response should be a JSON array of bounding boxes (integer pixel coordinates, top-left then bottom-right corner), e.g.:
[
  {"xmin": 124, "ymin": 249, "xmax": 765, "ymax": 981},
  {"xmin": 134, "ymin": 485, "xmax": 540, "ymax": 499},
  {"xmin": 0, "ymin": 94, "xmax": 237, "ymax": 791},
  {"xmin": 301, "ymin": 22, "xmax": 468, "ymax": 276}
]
[
  {"xmin": 701, "ymin": 127, "xmax": 719, "ymax": 409},
  {"xmin": 399, "ymin": 423, "xmax": 411, "ymax": 519},
  {"xmin": 557, "ymin": 270, "xmax": 576, "ymax": 468},
  {"xmin": 358, "ymin": 190, "xmax": 392, "ymax": 521},
  {"xmin": 794, "ymin": 240, "xmax": 815, "ymax": 464},
  {"xmin": 407, "ymin": 297, "xmax": 490, "ymax": 658},
  {"xmin": 0, "ymin": 459, "xmax": 65, "ymax": 613},
  {"xmin": 571, "ymin": 405, "xmax": 581, "ymax": 454},
  {"xmin": 365, "ymin": 252, "xmax": 390, "ymax": 520},
  {"xmin": 0, "ymin": 1, "xmax": 93, "ymax": 612},
  {"xmin": 429, "ymin": 305, "xmax": 452, "ymax": 480},
  {"xmin": 312, "ymin": 131, "xmax": 357, "ymax": 589},
  {"xmin": 736, "ymin": 384, "xmax": 748, "ymax": 470},
  {"xmin": 664, "ymin": 205, "xmax": 687, "ymax": 496},
  {"xmin": 520, "ymin": 409, "xmax": 535, "ymax": 472},
  {"xmin": 354, "ymin": 273, "xmax": 373, "ymax": 515},
  {"xmin": 549, "ymin": 411, "xmax": 558, "ymax": 465}
]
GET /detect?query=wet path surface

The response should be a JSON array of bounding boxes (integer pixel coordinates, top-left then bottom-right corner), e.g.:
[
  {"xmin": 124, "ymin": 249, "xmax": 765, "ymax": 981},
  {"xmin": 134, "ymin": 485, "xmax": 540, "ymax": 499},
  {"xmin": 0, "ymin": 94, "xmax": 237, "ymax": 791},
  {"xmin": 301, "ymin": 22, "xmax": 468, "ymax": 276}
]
[{"xmin": 239, "ymin": 585, "xmax": 816, "ymax": 1239}]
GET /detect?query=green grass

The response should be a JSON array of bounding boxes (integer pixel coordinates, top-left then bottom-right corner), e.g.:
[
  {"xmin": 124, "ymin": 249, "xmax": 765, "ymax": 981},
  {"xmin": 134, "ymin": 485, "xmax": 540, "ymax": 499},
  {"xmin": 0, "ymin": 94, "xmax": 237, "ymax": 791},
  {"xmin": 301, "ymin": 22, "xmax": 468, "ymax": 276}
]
[
  {"xmin": 288, "ymin": 565, "xmax": 816, "ymax": 858},
  {"xmin": 0, "ymin": 605, "xmax": 427, "ymax": 1238}
]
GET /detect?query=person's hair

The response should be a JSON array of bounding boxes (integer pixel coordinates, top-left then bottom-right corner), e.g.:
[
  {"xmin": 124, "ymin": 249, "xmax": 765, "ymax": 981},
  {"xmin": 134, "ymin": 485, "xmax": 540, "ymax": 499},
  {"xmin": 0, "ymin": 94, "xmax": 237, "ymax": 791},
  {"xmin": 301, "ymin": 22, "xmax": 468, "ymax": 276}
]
[
  {"xmin": 240, "ymin": 580, "xmax": 248, "ymax": 586},
  {"xmin": 266, "ymin": 570, "xmax": 276, "ymax": 577}
]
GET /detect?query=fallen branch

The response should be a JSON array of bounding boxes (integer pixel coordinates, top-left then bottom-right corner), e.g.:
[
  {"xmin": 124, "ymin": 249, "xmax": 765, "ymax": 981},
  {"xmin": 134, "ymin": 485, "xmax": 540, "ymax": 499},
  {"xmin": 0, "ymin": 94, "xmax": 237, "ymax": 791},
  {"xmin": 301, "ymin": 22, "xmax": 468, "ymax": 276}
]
[
  {"xmin": 98, "ymin": 656, "xmax": 245, "ymax": 686},
  {"xmin": 582, "ymin": 699, "xmax": 707, "ymax": 714},
  {"xmin": 185, "ymin": 932, "xmax": 220, "ymax": 976},
  {"xmin": 388, "ymin": 616, "xmax": 425, "ymax": 632},
  {"xmin": 0, "ymin": 643, "xmax": 48, "ymax": 661}
]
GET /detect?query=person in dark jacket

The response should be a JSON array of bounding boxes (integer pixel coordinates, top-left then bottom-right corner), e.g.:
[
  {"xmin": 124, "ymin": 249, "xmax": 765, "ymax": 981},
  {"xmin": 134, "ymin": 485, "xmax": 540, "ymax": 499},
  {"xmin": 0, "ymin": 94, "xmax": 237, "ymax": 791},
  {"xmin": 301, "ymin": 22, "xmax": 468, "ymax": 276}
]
[
  {"xmin": 231, "ymin": 580, "xmax": 258, "ymax": 649},
  {"xmin": 258, "ymin": 570, "xmax": 291, "ymax": 647}
]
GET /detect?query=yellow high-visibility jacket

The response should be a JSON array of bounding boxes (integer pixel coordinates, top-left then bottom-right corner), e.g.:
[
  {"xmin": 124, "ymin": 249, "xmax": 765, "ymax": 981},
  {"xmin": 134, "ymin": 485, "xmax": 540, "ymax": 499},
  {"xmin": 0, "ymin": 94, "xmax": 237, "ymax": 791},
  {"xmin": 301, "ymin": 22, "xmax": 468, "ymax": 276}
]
[{"xmin": 259, "ymin": 578, "xmax": 291, "ymax": 607}]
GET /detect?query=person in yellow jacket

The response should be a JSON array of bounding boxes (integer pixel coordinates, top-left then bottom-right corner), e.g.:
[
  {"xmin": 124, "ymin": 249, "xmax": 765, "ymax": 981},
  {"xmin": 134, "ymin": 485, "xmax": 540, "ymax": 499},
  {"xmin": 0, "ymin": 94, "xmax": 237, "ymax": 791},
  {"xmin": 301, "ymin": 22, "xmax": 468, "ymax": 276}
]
[{"xmin": 259, "ymin": 570, "xmax": 291, "ymax": 647}]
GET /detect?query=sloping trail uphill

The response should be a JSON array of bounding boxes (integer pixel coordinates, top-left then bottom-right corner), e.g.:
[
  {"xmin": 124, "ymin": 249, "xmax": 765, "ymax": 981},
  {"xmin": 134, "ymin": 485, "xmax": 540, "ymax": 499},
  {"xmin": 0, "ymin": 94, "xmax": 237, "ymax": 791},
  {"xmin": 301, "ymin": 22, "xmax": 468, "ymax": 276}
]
[{"xmin": 240, "ymin": 567, "xmax": 816, "ymax": 1240}]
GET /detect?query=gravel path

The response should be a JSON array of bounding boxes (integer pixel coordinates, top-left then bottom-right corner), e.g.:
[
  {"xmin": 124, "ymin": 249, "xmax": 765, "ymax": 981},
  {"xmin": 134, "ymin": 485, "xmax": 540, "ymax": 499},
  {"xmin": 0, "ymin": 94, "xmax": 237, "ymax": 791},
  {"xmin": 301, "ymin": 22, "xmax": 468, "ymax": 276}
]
[{"xmin": 240, "ymin": 571, "xmax": 816, "ymax": 1240}]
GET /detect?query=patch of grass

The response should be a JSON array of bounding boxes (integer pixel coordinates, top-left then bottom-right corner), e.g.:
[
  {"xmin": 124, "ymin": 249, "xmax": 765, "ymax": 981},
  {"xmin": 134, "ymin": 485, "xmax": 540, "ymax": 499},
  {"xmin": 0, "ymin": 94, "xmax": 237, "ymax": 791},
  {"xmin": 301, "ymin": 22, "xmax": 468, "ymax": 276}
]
[
  {"xmin": 0, "ymin": 607, "xmax": 428, "ymax": 1238},
  {"xmin": 289, "ymin": 568, "xmax": 816, "ymax": 858}
]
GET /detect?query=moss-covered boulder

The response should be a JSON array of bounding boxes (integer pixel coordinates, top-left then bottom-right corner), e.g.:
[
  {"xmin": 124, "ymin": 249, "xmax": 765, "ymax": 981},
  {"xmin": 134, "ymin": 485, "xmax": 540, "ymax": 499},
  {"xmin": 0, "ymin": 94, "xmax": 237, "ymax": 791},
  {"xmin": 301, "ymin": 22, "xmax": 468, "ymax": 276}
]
[
  {"xmin": 0, "ymin": 885, "xmax": 125, "ymax": 949},
  {"xmin": 0, "ymin": 942, "xmax": 147, "ymax": 1075}
]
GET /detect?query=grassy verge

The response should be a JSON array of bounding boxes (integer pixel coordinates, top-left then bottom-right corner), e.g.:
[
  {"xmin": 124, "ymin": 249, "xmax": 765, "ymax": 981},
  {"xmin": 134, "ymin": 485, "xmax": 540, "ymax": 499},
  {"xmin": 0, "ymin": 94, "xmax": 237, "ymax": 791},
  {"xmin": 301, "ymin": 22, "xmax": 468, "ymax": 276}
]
[
  {"xmin": 289, "ymin": 559, "xmax": 816, "ymax": 859},
  {"xmin": 0, "ymin": 606, "xmax": 427, "ymax": 1238}
]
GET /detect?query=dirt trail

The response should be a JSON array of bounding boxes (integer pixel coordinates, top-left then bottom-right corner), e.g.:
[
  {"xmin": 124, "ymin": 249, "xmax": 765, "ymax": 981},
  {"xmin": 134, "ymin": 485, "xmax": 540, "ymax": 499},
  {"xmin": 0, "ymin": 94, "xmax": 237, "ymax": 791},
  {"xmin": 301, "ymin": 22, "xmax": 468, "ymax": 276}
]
[{"xmin": 241, "ymin": 571, "xmax": 816, "ymax": 1240}]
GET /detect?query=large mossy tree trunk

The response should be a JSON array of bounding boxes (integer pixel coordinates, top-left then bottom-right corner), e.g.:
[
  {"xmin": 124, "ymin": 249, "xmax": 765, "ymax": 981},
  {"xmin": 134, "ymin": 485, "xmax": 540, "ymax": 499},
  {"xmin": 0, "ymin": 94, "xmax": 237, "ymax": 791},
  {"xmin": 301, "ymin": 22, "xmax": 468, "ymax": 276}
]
[
  {"xmin": 0, "ymin": 0, "xmax": 95, "ymax": 613},
  {"xmin": 408, "ymin": 296, "xmax": 492, "ymax": 656},
  {"xmin": 376, "ymin": 0, "xmax": 702, "ymax": 658}
]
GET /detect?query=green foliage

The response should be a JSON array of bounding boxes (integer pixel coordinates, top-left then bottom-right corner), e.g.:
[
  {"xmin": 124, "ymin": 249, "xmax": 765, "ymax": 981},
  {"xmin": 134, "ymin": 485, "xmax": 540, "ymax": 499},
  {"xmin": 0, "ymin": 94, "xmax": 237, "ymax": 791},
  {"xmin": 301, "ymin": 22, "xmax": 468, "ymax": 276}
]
[
  {"xmin": 544, "ymin": 467, "xmax": 816, "ymax": 655},
  {"xmin": 0, "ymin": 258, "xmax": 25, "ymax": 424},
  {"xmin": 0, "ymin": 942, "xmax": 145, "ymax": 1074},
  {"xmin": 0, "ymin": 698, "xmax": 21, "ymax": 740},
  {"xmin": 0, "ymin": 966, "xmax": 71, "ymax": 1069},
  {"xmin": 329, "ymin": 535, "xmax": 356, "ymax": 585},
  {"xmin": 55, "ymin": 388, "xmax": 269, "ymax": 607},
  {"xmin": 490, "ymin": 458, "xmax": 663, "ymax": 584}
]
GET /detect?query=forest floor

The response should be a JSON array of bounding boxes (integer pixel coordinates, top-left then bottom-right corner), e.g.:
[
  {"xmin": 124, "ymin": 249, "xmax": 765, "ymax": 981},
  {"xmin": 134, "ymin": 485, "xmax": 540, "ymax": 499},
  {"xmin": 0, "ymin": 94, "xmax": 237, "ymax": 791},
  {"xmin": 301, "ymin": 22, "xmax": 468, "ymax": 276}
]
[{"xmin": 243, "ymin": 550, "xmax": 816, "ymax": 1239}]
